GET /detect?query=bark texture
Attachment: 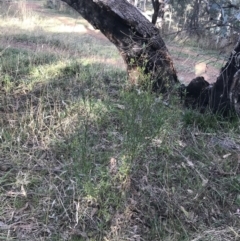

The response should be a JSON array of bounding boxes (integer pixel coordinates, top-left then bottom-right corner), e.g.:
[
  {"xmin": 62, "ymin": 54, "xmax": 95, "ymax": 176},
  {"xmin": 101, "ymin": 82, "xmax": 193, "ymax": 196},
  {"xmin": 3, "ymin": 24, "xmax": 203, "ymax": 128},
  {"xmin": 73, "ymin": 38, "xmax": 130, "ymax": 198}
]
[
  {"xmin": 184, "ymin": 38, "xmax": 240, "ymax": 116},
  {"xmin": 151, "ymin": 0, "xmax": 165, "ymax": 27},
  {"xmin": 61, "ymin": 0, "xmax": 240, "ymax": 116},
  {"xmin": 211, "ymin": 38, "xmax": 240, "ymax": 115},
  {"xmin": 61, "ymin": 0, "xmax": 178, "ymax": 93},
  {"xmin": 151, "ymin": 0, "xmax": 160, "ymax": 25}
]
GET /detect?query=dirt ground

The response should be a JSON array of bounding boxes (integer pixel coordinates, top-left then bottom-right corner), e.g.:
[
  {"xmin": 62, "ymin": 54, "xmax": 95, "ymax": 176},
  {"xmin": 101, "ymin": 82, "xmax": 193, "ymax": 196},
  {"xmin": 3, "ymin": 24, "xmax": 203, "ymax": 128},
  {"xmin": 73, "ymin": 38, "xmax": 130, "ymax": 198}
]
[{"xmin": 6, "ymin": 1, "xmax": 226, "ymax": 84}]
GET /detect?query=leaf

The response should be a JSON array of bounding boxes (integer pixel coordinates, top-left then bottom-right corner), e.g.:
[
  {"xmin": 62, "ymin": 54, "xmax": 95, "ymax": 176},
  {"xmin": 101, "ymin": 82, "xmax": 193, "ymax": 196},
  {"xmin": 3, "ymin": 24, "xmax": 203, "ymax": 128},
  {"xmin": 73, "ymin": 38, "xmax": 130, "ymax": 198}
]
[
  {"xmin": 186, "ymin": 159, "xmax": 194, "ymax": 167},
  {"xmin": 180, "ymin": 206, "xmax": 196, "ymax": 222},
  {"xmin": 223, "ymin": 153, "xmax": 231, "ymax": 159},
  {"xmin": 180, "ymin": 206, "xmax": 190, "ymax": 218},
  {"xmin": 115, "ymin": 104, "xmax": 125, "ymax": 110},
  {"xmin": 178, "ymin": 140, "xmax": 187, "ymax": 148}
]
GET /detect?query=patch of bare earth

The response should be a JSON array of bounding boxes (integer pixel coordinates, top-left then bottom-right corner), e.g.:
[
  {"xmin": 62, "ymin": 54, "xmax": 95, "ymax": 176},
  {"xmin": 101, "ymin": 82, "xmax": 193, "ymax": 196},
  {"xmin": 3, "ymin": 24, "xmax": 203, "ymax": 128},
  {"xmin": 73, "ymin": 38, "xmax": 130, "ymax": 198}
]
[
  {"xmin": 2, "ymin": 1, "xmax": 124, "ymax": 68},
  {"xmin": 167, "ymin": 44, "xmax": 225, "ymax": 84},
  {"xmin": 5, "ymin": 1, "xmax": 225, "ymax": 86}
]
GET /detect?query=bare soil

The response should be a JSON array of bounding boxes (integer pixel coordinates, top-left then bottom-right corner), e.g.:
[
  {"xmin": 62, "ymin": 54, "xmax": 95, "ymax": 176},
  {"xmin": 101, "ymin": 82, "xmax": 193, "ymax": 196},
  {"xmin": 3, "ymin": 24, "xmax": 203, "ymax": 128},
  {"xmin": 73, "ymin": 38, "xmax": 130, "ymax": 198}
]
[
  {"xmin": 6, "ymin": 1, "xmax": 226, "ymax": 84},
  {"xmin": 168, "ymin": 44, "xmax": 224, "ymax": 84}
]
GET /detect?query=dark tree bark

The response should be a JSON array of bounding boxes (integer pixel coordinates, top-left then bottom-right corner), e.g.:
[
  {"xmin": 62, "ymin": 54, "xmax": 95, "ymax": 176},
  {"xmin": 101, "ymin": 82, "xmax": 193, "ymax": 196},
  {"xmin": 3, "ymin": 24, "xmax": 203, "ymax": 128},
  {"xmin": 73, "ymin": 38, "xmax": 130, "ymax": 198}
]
[
  {"xmin": 151, "ymin": 0, "xmax": 165, "ymax": 27},
  {"xmin": 61, "ymin": 0, "xmax": 178, "ymax": 93},
  {"xmin": 61, "ymin": 0, "xmax": 240, "ymax": 116},
  {"xmin": 210, "ymin": 38, "xmax": 240, "ymax": 115},
  {"xmin": 187, "ymin": 0, "xmax": 201, "ymax": 35},
  {"xmin": 184, "ymin": 38, "xmax": 240, "ymax": 116},
  {"xmin": 151, "ymin": 0, "xmax": 160, "ymax": 25}
]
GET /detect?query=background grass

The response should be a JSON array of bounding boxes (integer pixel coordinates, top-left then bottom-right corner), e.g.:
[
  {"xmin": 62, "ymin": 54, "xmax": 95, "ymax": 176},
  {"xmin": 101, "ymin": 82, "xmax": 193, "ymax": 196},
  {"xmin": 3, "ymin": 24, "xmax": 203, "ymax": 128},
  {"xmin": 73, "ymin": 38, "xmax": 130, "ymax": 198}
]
[{"xmin": 0, "ymin": 1, "xmax": 240, "ymax": 240}]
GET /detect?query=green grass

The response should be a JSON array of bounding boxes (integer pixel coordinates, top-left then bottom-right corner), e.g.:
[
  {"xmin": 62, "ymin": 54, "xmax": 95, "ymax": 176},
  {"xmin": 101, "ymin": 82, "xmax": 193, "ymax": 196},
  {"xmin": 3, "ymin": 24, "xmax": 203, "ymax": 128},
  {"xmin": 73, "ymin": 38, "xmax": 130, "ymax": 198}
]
[
  {"xmin": 0, "ymin": 2, "xmax": 240, "ymax": 241},
  {"xmin": 2, "ymin": 33, "xmax": 65, "ymax": 48}
]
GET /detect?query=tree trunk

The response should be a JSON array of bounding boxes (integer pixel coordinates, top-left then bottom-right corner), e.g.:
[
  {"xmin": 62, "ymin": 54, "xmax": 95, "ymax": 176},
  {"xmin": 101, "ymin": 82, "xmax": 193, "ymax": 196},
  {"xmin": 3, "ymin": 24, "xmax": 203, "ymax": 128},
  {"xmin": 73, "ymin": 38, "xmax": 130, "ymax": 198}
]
[
  {"xmin": 184, "ymin": 37, "xmax": 240, "ymax": 116},
  {"xmin": 187, "ymin": 0, "xmax": 201, "ymax": 35},
  {"xmin": 61, "ymin": 0, "xmax": 178, "ymax": 93},
  {"xmin": 210, "ymin": 37, "xmax": 240, "ymax": 115},
  {"xmin": 151, "ymin": 0, "xmax": 165, "ymax": 27},
  {"xmin": 61, "ymin": 0, "xmax": 240, "ymax": 116},
  {"xmin": 151, "ymin": 0, "xmax": 160, "ymax": 25}
]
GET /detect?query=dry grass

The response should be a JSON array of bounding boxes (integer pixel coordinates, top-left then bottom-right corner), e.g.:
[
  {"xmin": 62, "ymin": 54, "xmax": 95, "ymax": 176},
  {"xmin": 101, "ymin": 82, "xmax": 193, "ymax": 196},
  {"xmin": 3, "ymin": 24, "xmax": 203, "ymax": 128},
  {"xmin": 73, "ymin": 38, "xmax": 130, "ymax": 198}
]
[{"xmin": 0, "ymin": 1, "xmax": 240, "ymax": 241}]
